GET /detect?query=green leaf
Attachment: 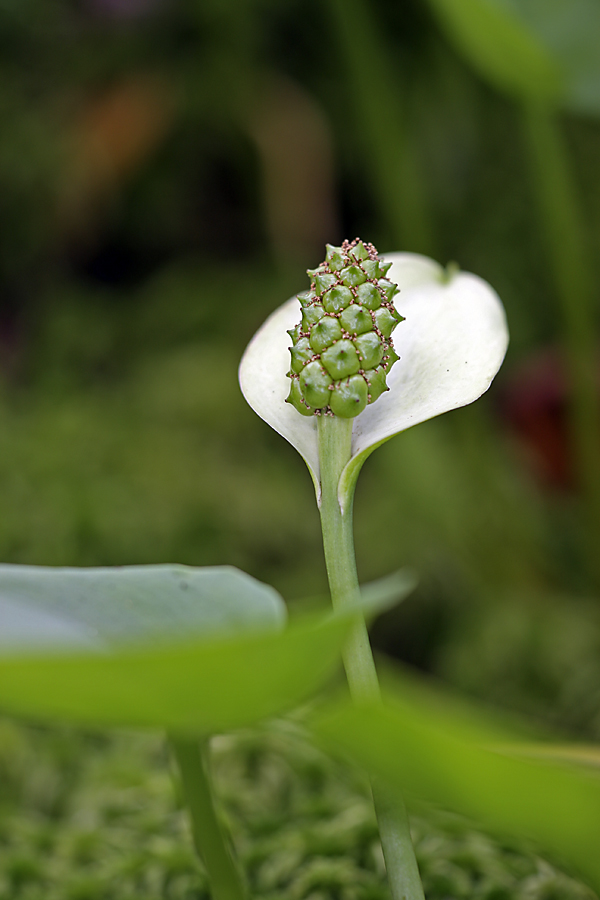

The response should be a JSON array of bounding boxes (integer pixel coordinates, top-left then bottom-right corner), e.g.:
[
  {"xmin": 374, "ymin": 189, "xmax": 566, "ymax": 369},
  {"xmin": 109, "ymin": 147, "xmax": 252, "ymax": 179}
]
[
  {"xmin": 427, "ymin": 0, "xmax": 600, "ymax": 114},
  {"xmin": 514, "ymin": 0, "xmax": 600, "ymax": 114},
  {"xmin": 0, "ymin": 564, "xmax": 286, "ymax": 652},
  {"xmin": 0, "ymin": 562, "xmax": 408, "ymax": 734},
  {"xmin": 311, "ymin": 666, "xmax": 600, "ymax": 889},
  {"xmin": 494, "ymin": 742, "xmax": 600, "ymax": 770},
  {"xmin": 0, "ymin": 609, "xmax": 349, "ymax": 733},
  {"xmin": 424, "ymin": 0, "xmax": 563, "ymax": 104},
  {"xmin": 359, "ymin": 569, "xmax": 418, "ymax": 616}
]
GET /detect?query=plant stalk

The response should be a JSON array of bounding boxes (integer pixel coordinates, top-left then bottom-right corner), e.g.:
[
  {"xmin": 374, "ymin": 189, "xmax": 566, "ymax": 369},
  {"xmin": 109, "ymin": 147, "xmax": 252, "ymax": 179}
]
[
  {"xmin": 317, "ymin": 415, "xmax": 425, "ymax": 900},
  {"xmin": 521, "ymin": 102, "xmax": 600, "ymax": 582},
  {"xmin": 170, "ymin": 735, "xmax": 248, "ymax": 900}
]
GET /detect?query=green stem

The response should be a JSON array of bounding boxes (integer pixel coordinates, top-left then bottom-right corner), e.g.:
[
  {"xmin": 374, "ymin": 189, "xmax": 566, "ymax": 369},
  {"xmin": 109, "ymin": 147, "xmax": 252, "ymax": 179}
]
[
  {"xmin": 170, "ymin": 736, "xmax": 248, "ymax": 900},
  {"xmin": 317, "ymin": 415, "xmax": 425, "ymax": 900},
  {"xmin": 521, "ymin": 102, "xmax": 600, "ymax": 581}
]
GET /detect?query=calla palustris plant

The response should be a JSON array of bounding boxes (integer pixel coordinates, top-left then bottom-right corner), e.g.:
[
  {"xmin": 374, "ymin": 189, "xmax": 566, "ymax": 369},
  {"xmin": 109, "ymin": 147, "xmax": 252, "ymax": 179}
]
[
  {"xmin": 240, "ymin": 241, "xmax": 509, "ymax": 508},
  {"xmin": 0, "ymin": 243, "xmax": 511, "ymax": 900},
  {"xmin": 240, "ymin": 240, "xmax": 509, "ymax": 900}
]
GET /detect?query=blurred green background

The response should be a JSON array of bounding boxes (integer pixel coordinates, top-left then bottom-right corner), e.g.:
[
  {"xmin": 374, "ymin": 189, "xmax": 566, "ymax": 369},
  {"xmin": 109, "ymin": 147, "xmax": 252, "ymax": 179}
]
[{"xmin": 1, "ymin": 0, "xmax": 600, "ymax": 740}]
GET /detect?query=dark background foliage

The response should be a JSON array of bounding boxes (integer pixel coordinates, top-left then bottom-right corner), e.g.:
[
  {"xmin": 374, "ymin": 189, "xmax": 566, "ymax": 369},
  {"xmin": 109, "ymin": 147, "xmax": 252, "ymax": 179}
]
[
  {"xmin": 1, "ymin": 0, "xmax": 600, "ymax": 842},
  {"xmin": 2, "ymin": 0, "xmax": 600, "ymax": 895}
]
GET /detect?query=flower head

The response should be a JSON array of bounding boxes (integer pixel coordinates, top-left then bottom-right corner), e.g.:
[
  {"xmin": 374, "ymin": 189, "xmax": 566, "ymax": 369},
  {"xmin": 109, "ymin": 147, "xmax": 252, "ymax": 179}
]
[
  {"xmin": 286, "ymin": 239, "xmax": 403, "ymax": 419},
  {"xmin": 240, "ymin": 250, "xmax": 509, "ymax": 501}
]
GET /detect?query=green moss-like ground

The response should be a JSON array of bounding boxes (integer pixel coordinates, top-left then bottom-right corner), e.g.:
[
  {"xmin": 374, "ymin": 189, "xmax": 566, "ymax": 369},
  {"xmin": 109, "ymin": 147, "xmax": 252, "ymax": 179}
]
[{"xmin": 0, "ymin": 717, "xmax": 596, "ymax": 900}]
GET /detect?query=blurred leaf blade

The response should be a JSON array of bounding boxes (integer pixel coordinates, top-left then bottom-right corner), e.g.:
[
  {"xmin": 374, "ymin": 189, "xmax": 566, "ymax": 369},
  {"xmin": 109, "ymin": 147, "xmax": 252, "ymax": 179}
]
[
  {"xmin": 0, "ymin": 563, "xmax": 286, "ymax": 651},
  {"xmin": 514, "ymin": 0, "xmax": 600, "ymax": 114},
  {"xmin": 311, "ymin": 667, "xmax": 600, "ymax": 888},
  {"xmin": 0, "ymin": 610, "xmax": 348, "ymax": 733},
  {"xmin": 426, "ymin": 0, "xmax": 600, "ymax": 114},
  {"xmin": 0, "ymin": 560, "xmax": 416, "ymax": 732},
  {"xmin": 359, "ymin": 568, "xmax": 418, "ymax": 617},
  {"xmin": 424, "ymin": 0, "xmax": 563, "ymax": 104},
  {"xmin": 495, "ymin": 742, "xmax": 600, "ymax": 770}
]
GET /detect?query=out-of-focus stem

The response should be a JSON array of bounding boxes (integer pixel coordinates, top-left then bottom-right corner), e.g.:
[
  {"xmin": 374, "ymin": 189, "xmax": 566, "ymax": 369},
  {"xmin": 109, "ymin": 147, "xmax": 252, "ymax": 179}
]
[
  {"xmin": 326, "ymin": 0, "xmax": 434, "ymax": 255},
  {"xmin": 317, "ymin": 415, "xmax": 425, "ymax": 900},
  {"xmin": 521, "ymin": 103, "xmax": 600, "ymax": 581},
  {"xmin": 171, "ymin": 736, "xmax": 248, "ymax": 900}
]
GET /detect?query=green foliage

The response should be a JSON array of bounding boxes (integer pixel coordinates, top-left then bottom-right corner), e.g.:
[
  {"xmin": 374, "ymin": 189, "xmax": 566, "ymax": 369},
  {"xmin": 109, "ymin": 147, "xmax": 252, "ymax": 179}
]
[
  {"xmin": 515, "ymin": 0, "xmax": 600, "ymax": 114},
  {"xmin": 358, "ymin": 569, "xmax": 419, "ymax": 617},
  {"xmin": 0, "ymin": 719, "xmax": 596, "ymax": 900},
  {"xmin": 312, "ymin": 669, "xmax": 600, "ymax": 889},
  {"xmin": 0, "ymin": 0, "xmax": 600, "ymax": 893},
  {"xmin": 424, "ymin": 0, "xmax": 600, "ymax": 113},
  {"xmin": 438, "ymin": 590, "xmax": 600, "ymax": 739},
  {"xmin": 423, "ymin": 0, "xmax": 562, "ymax": 103},
  {"xmin": 0, "ymin": 564, "xmax": 285, "ymax": 650},
  {"xmin": 0, "ymin": 608, "xmax": 349, "ymax": 732},
  {"xmin": 0, "ymin": 552, "xmax": 415, "ymax": 733}
]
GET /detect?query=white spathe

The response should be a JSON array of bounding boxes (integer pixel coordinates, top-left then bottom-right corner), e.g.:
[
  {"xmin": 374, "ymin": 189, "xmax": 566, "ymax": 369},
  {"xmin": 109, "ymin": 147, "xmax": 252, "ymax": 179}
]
[{"xmin": 239, "ymin": 252, "xmax": 509, "ymax": 500}]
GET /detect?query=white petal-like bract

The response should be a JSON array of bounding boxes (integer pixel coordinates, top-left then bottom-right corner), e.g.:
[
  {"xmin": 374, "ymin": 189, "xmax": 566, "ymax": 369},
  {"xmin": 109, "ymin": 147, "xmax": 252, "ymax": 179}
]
[{"xmin": 239, "ymin": 253, "xmax": 509, "ymax": 500}]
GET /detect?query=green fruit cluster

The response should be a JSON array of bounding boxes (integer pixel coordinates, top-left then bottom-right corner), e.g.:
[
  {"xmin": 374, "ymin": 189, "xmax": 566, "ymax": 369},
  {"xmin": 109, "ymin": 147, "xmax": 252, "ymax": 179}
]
[{"xmin": 286, "ymin": 239, "xmax": 403, "ymax": 418}]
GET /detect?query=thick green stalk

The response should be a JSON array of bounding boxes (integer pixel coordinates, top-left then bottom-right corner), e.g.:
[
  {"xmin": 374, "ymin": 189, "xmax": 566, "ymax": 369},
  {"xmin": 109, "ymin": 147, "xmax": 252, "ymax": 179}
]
[
  {"xmin": 521, "ymin": 102, "xmax": 600, "ymax": 580},
  {"xmin": 170, "ymin": 736, "xmax": 248, "ymax": 900},
  {"xmin": 317, "ymin": 415, "xmax": 425, "ymax": 900}
]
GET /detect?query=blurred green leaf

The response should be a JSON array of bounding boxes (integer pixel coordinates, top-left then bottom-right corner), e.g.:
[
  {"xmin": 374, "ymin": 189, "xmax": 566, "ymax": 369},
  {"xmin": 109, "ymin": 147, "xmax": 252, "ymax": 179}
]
[
  {"xmin": 311, "ymin": 666, "xmax": 600, "ymax": 888},
  {"xmin": 514, "ymin": 0, "xmax": 600, "ymax": 114},
  {"xmin": 0, "ymin": 559, "xmax": 417, "ymax": 732},
  {"xmin": 494, "ymin": 742, "xmax": 600, "ymax": 769},
  {"xmin": 0, "ymin": 609, "xmax": 349, "ymax": 733},
  {"xmin": 359, "ymin": 569, "xmax": 418, "ymax": 616},
  {"xmin": 424, "ymin": 0, "xmax": 562, "ymax": 103},
  {"xmin": 427, "ymin": 0, "xmax": 600, "ymax": 114},
  {"xmin": 0, "ymin": 563, "xmax": 285, "ymax": 652}
]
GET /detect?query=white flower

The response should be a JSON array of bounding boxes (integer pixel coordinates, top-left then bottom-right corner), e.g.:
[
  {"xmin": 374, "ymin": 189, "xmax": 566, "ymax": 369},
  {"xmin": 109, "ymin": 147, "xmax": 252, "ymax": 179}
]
[{"xmin": 239, "ymin": 252, "xmax": 509, "ymax": 501}]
